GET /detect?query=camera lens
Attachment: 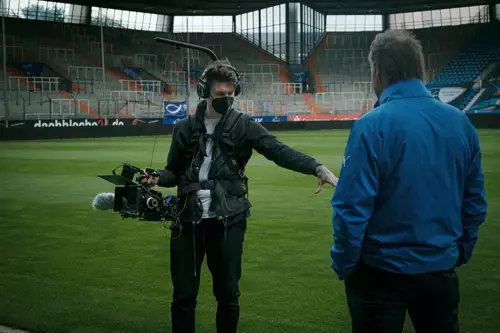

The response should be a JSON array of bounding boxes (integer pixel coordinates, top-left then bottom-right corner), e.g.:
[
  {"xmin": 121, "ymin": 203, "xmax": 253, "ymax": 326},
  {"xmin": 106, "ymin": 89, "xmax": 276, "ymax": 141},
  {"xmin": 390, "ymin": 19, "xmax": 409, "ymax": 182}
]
[{"xmin": 146, "ymin": 196, "xmax": 159, "ymax": 209}]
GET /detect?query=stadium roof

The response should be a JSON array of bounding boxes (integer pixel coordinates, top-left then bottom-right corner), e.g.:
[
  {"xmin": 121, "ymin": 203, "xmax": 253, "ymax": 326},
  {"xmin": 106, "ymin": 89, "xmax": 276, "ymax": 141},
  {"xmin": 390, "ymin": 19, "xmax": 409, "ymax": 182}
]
[{"xmin": 80, "ymin": 0, "xmax": 494, "ymax": 15}]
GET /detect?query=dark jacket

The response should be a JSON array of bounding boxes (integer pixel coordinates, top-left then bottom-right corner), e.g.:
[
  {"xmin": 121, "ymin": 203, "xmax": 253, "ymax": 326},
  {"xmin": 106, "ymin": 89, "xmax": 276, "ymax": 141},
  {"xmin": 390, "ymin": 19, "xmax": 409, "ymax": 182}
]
[
  {"xmin": 330, "ymin": 79, "xmax": 487, "ymax": 280},
  {"xmin": 158, "ymin": 100, "xmax": 321, "ymax": 225}
]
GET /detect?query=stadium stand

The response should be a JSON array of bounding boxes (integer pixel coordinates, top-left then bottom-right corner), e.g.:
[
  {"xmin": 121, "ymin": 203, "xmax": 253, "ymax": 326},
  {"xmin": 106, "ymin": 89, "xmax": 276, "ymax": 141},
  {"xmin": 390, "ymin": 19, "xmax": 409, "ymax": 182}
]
[
  {"xmin": 2, "ymin": 18, "xmax": 306, "ymax": 119},
  {"xmin": 429, "ymin": 36, "xmax": 500, "ymax": 86},
  {"xmin": 312, "ymin": 31, "xmax": 377, "ymax": 116},
  {"xmin": 423, "ymin": 22, "xmax": 500, "ymax": 111},
  {"xmin": 468, "ymin": 78, "xmax": 500, "ymax": 111},
  {"xmin": 1, "ymin": 4, "xmax": 499, "ymax": 121}
]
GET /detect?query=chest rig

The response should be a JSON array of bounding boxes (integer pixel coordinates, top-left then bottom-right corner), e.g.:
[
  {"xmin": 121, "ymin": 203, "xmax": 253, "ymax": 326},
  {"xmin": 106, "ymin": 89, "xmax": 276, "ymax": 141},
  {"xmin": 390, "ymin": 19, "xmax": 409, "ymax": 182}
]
[{"xmin": 180, "ymin": 108, "xmax": 249, "ymax": 200}]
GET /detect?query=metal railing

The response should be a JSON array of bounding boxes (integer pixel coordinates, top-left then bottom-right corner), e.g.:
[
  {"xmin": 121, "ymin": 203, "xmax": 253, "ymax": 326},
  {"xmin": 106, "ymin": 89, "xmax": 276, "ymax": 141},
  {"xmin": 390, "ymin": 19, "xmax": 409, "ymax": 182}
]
[
  {"xmin": 89, "ymin": 41, "xmax": 115, "ymax": 54},
  {"xmin": 314, "ymin": 92, "xmax": 368, "ymax": 114},
  {"xmin": 271, "ymin": 83, "xmax": 303, "ymax": 95},
  {"xmin": 248, "ymin": 63, "xmax": 280, "ymax": 75},
  {"xmin": 353, "ymin": 81, "xmax": 373, "ymax": 97},
  {"xmin": 239, "ymin": 73, "xmax": 275, "ymax": 85},
  {"xmin": 38, "ymin": 47, "xmax": 75, "ymax": 62},
  {"xmin": 119, "ymin": 80, "xmax": 162, "ymax": 93},
  {"xmin": 320, "ymin": 48, "xmax": 365, "ymax": 62},
  {"xmin": 50, "ymin": 98, "xmax": 91, "ymax": 117},
  {"xmin": 235, "ymin": 99, "xmax": 255, "ymax": 114},
  {"xmin": 9, "ymin": 76, "xmax": 59, "ymax": 93},
  {"xmin": 134, "ymin": 53, "xmax": 158, "ymax": 70},
  {"xmin": 110, "ymin": 90, "xmax": 156, "ymax": 103},
  {"xmin": 68, "ymin": 66, "xmax": 104, "ymax": 82},
  {"xmin": 163, "ymin": 71, "xmax": 188, "ymax": 82},
  {"xmin": 0, "ymin": 45, "xmax": 25, "ymax": 60}
]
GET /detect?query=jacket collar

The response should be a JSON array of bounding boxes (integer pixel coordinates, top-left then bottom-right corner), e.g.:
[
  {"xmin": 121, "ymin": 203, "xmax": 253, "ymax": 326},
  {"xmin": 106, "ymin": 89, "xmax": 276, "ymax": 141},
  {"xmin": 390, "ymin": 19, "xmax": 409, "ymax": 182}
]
[{"xmin": 374, "ymin": 78, "xmax": 432, "ymax": 108}]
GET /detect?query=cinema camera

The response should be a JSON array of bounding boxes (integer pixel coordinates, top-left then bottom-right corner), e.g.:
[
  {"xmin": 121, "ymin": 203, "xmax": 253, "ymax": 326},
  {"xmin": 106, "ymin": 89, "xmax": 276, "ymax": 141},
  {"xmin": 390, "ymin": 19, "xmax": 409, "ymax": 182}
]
[{"xmin": 94, "ymin": 163, "xmax": 179, "ymax": 222}]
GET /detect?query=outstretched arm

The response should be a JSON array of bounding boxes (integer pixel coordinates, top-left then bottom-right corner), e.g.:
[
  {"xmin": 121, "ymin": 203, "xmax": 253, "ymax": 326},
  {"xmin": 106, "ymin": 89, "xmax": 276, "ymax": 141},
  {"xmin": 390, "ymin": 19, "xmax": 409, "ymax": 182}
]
[
  {"xmin": 247, "ymin": 119, "xmax": 322, "ymax": 175},
  {"xmin": 246, "ymin": 119, "xmax": 337, "ymax": 191}
]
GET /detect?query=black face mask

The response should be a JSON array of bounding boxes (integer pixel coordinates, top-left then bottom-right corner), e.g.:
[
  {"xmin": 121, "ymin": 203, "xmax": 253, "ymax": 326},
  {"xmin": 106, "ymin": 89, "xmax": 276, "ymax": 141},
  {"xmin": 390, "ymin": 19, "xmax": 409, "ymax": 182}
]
[{"xmin": 211, "ymin": 96, "xmax": 234, "ymax": 115}]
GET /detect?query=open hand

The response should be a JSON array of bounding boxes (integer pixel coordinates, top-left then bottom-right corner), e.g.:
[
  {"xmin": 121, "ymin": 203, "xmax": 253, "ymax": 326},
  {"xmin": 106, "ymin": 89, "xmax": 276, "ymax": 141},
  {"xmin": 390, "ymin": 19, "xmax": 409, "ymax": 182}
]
[{"xmin": 314, "ymin": 165, "xmax": 338, "ymax": 194}]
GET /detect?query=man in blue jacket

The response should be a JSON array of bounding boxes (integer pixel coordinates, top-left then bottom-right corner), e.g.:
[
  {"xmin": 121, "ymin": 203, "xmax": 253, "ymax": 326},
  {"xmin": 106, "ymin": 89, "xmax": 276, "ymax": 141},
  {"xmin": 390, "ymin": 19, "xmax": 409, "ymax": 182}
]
[{"xmin": 330, "ymin": 30, "xmax": 487, "ymax": 333}]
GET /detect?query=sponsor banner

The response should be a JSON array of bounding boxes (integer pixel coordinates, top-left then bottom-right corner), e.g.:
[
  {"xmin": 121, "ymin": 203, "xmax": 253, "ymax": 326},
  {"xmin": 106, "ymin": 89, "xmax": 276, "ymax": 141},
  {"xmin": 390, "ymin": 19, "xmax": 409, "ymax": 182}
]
[
  {"xmin": 289, "ymin": 114, "xmax": 360, "ymax": 122},
  {"xmin": 429, "ymin": 87, "xmax": 467, "ymax": 104},
  {"xmin": 252, "ymin": 116, "xmax": 288, "ymax": 123},
  {"xmin": 121, "ymin": 67, "xmax": 141, "ymax": 80},
  {"xmin": 163, "ymin": 118, "xmax": 181, "ymax": 125},
  {"xmin": 293, "ymin": 71, "xmax": 307, "ymax": 84},
  {"xmin": 164, "ymin": 100, "xmax": 188, "ymax": 120},
  {"xmin": 15, "ymin": 62, "xmax": 44, "ymax": 76},
  {"xmin": 3, "ymin": 118, "xmax": 165, "ymax": 128},
  {"xmin": 470, "ymin": 98, "xmax": 500, "ymax": 111},
  {"xmin": 131, "ymin": 119, "xmax": 163, "ymax": 125},
  {"xmin": 1, "ymin": 120, "xmax": 26, "ymax": 128},
  {"xmin": 289, "ymin": 64, "xmax": 307, "ymax": 84},
  {"xmin": 467, "ymin": 109, "xmax": 500, "ymax": 114},
  {"xmin": 33, "ymin": 119, "xmax": 125, "ymax": 128}
]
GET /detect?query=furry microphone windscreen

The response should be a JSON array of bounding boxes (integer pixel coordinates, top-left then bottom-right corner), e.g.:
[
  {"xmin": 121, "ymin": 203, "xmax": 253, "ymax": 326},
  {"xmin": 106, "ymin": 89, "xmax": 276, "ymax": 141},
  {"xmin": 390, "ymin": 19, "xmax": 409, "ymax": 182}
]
[{"xmin": 92, "ymin": 192, "xmax": 115, "ymax": 211}]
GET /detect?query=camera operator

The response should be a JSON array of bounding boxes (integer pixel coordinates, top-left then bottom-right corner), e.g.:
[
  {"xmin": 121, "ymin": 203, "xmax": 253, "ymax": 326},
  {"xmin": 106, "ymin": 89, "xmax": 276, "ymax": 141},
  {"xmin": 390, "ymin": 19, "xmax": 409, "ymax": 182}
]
[{"xmin": 143, "ymin": 59, "xmax": 337, "ymax": 333}]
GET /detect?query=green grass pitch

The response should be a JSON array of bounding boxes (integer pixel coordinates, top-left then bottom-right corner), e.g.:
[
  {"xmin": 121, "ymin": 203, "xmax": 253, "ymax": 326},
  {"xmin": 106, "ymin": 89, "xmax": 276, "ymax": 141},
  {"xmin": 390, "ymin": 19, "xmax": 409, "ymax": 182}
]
[{"xmin": 0, "ymin": 129, "xmax": 499, "ymax": 333}]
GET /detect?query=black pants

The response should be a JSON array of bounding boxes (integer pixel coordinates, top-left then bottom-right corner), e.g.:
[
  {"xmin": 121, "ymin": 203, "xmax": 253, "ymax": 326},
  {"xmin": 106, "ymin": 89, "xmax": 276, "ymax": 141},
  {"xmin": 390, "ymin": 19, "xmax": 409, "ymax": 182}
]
[
  {"xmin": 170, "ymin": 218, "xmax": 246, "ymax": 333},
  {"xmin": 345, "ymin": 262, "xmax": 460, "ymax": 333}
]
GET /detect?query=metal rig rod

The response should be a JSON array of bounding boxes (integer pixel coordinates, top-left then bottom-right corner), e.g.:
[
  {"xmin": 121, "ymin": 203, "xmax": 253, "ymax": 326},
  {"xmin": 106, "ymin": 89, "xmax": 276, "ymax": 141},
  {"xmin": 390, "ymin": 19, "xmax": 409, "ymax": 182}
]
[{"xmin": 154, "ymin": 37, "xmax": 218, "ymax": 61}]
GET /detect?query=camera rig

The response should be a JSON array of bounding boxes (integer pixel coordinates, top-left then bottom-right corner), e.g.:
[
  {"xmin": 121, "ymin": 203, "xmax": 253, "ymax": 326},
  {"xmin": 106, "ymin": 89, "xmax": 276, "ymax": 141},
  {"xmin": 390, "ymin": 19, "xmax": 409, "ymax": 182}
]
[
  {"xmin": 95, "ymin": 39, "xmax": 221, "ymax": 222},
  {"xmin": 98, "ymin": 163, "xmax": 179, "ymax": 222}
]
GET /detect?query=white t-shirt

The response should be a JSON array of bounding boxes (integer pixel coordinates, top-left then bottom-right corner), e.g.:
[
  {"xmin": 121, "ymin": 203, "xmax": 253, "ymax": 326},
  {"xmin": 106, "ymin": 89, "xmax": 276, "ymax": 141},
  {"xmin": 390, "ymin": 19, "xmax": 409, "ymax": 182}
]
[{"xmin": 198, "ymin": 116, "xmax": 221, "ymax": 219}]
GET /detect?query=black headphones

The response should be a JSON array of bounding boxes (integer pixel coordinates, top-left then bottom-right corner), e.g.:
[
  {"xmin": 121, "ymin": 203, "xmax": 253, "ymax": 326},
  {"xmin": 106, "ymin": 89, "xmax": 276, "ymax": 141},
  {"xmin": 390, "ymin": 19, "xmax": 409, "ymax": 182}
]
[{"xmin": 196, "ymin": 63, "xmax": 241, "ymax": 99}]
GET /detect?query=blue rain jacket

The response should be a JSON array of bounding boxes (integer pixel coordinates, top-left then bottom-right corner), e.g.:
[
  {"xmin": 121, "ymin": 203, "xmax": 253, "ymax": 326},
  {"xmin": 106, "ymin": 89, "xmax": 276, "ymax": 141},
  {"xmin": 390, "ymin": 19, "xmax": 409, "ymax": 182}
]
[{"xmin": 330, "ymin": 79, "xmax": 487, "ymax": 280}]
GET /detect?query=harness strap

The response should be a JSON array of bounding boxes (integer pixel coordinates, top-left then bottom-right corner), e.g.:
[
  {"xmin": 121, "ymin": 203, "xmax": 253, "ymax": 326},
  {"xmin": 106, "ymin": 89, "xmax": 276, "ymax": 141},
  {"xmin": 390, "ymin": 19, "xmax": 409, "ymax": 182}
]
[
  {"xmin": 181, "ymin": 180, "xmax": 216, "ymax": 195},
  {"xmin": 180, "ymin": 179, "xmax": 246, "ymax": 196},
  {"xmin": 219, "ymin": 112, "xmax": 247, "ymax": 181}
]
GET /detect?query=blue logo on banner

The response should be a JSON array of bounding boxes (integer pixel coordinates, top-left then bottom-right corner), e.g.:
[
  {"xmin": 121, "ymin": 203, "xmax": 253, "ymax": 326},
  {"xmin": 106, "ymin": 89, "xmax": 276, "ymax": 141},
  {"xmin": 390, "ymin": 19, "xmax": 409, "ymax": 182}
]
[
  {"xmin": 16, "ymin": 62, "xmax": 44, "ymax": 76},
  {"xmin": 293, "ymin": 72, "xmax": 306, "ymax": 83},
  {"xmin": 252, "ymin": 116, "xmax": 288, "ymax": 123},
  {"xmin": 428, "ymin": 88, "xmax": 440, "ymax": 99},
  {"xmin": 163, "ymin": 100, "xmax": 188, "ymax": 124}
]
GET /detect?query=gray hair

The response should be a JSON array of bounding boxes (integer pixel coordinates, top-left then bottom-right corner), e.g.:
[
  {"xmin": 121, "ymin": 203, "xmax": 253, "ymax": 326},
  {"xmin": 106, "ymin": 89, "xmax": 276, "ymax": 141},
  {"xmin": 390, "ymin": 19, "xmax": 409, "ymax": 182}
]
[{"xmin": 368, "ymin": 30, "xmax": 426, "ymax": 85}]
